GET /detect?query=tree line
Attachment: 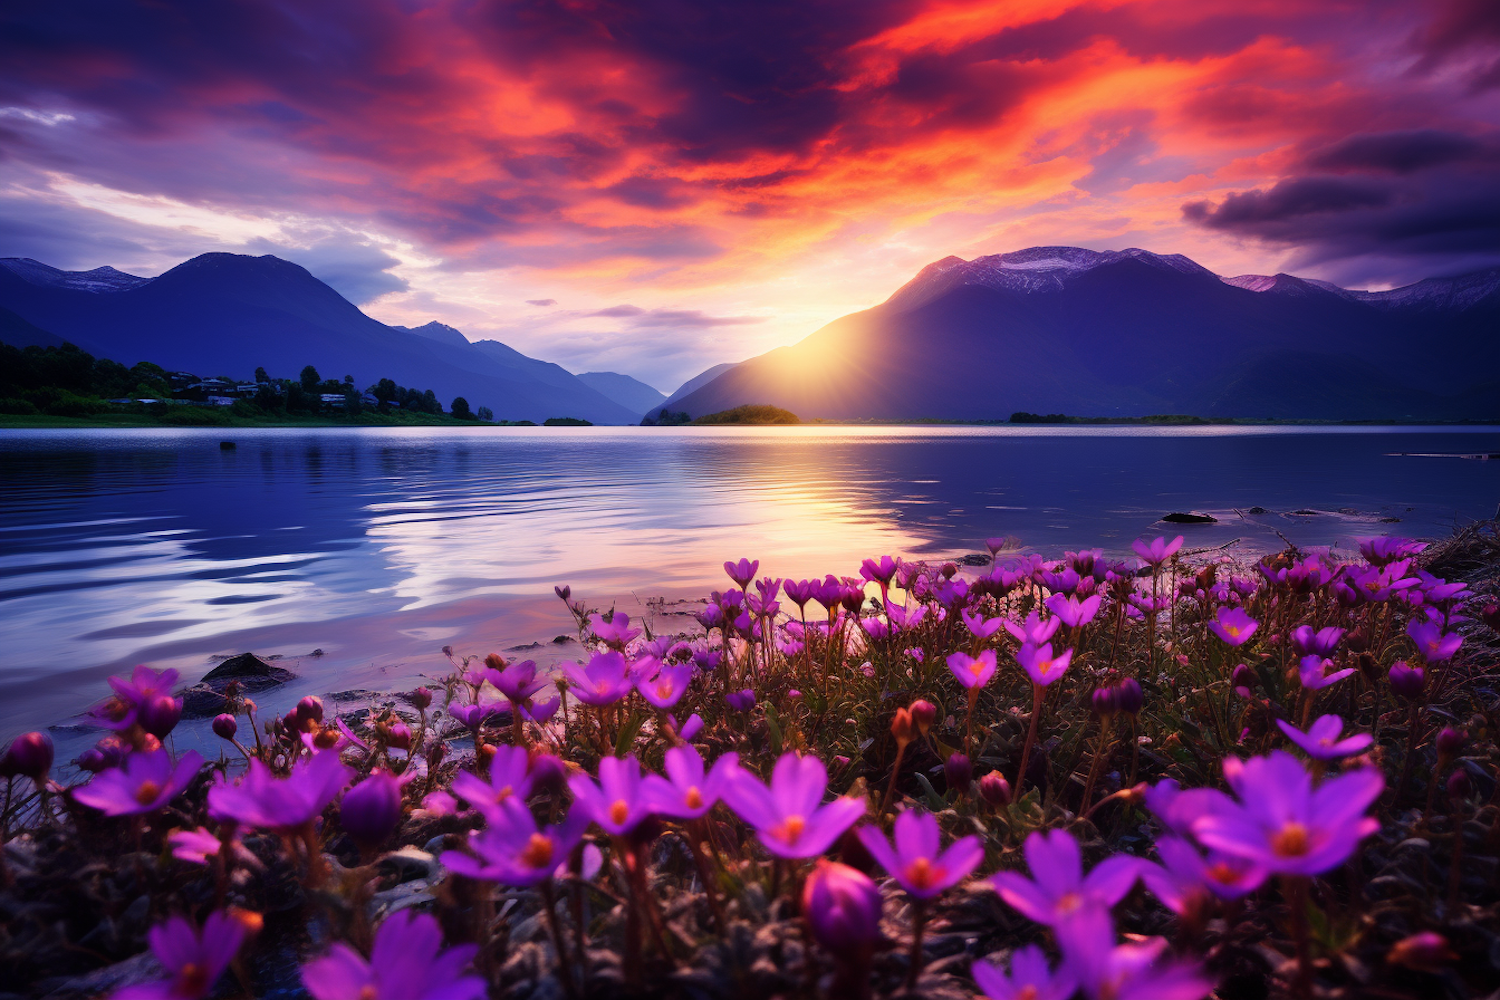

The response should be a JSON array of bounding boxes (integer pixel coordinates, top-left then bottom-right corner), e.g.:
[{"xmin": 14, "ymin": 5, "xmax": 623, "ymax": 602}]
[{"xmin": 0, "ymin": 340, "xmax": 491, "ymax": 421}]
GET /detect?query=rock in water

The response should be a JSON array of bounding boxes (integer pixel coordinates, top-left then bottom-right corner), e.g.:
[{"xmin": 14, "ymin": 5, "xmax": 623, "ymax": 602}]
[
  {"xmin": 181, "ymin": 652, "xmax": 300, "ymax": 718},
  {"xmin": 1161, "ymin": 512, "xmax": 1217, "ymax": 524}
]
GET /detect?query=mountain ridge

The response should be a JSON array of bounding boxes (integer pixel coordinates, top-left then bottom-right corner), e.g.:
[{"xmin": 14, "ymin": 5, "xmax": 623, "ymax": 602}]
[{"xmin": 668, "ymin": 247, "xmax": 1500, "ymax": 422}]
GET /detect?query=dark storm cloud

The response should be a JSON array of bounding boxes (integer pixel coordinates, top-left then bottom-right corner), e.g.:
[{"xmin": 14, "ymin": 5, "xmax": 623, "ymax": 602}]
[{"xmin": 1306, "ymin": 130, "xmax": 1491, "ymax": 174}]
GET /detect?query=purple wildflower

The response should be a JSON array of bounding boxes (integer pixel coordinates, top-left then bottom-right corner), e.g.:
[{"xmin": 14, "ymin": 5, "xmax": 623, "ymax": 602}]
[
  {"xmin": 1207, "ymin": 607, "xmax": 1258, "ymax": 647},
  {"xmin": 1358, "ymin": 536, "xmax": 1426, "ymax": 566},
  {"xmin": 637, "ymin": 660, "xmax": 694, "ymax": 709},
  {"xmin": 559, "ymin": 651, "xmax": 632, "ymax": 706},
  {"xmin": 961, "ymin": 609, "xmax": 1005, "ymax": 640},
  {"xmin": 724, "ymin": 558, "xmax": 759, "ymax": 588},
  {"xmin": 783, "ymin": 578, "xmax": 816, "ymax": 611},
  {"xmin": 589, "ymin": 612, "xmax": 642, "ymax": 647},
  {"xmin": 860, "ymin": 556, "xmax": 899, "ymax": 586},
  {"xmin": 4, "ymin": 732, "xmax": 52, "ymax": 782},
  {"xmin": 1003, "ymin": 610, "xmax": 1061, "ymax": 646},
  {"xmin": 1056, "ymin": 907, "xmax": 1214, "ymax": 1000},
  {"xmin": 208, "ymin": 750, "xmax": 354, "ymax": 833},
  {"xmin": 447, "ymin": 702, "xmax": 501, "ymax": 731},
  {"xmin": 1291, "ymin": 625, "xmax": 1343, "ymax": 657},
  {"xmin": 1132, "ymin": 535, "xmax": 1184, "ymax": 568},
  {"xmin": 856, "ymin": 809, "xmax": 983, "ymax": 900},
  {"xmin": 524, "ymin": 696, "xmax": 561, "ymax": 723},
  {"xmin": 111, "ymin": 911, "xmax": 246, "ymax": 1000},
  {"xmin": 642, "ymin": 745, "xmax": 740, "ymax": 819},
  {"xmin": 1044, "ymin": 592, "xmax": 1102, "ymax": 627},
  {"xmin": 340, "ymin": 770, "xmax": 406, "ymax": 847},
  {"xmin": 74, "ymin": 748, "xmax": 203, "ymax": 817},
  {"xmin": 1016, "ymin": 642, "xmax": 1072, "ymax": 687},
  {"xmin": 971, "ymin": 945, "xmax": 1078, "ymax": 1000},
  {"xmin": 301, "ymin": 911, "xmax": 484, "ymax": 1000},
  {"xmin": 726, "ymin": 688, "xmax": 756, "ymax": 712},
  {"xmin": 1144, "ymin": 779, "xmax": 1226, "ymax": 838},
  {"xmin": 1299, "ymin": 655, "xmax": 1356, "ymax": 691},
  {"xmin": 1276, "ymin": 715, "xmax": 1374, "ymax": 760},
  {"xmin": 1191, "ymin": 751, "xmax": 1383, "ymax": 876},
  {"xmin": 442, "ymin": 797, "xmax": 590, "ymax": 886},
  {"xmin": 568, "ymin": 755, "xmax": 656, "ymax": 836},
  {"xmin": 493, "ymin": 659, "xmax": 548, "ymax": 704},
  {"xmin": 672, "ymin": 712, "xmax": 704, "ymax": 741},
  {"xmin": 989, "ymin": 829, "xmax": 1143, "ymax": 926},
  {"xmin": 1406, "ymin": 618, "xmax": 1462, "ymax": 663},
  {"xmin": 721, "ymin": 751, "xmax": 865, "ymax": 858},
  {"xmin": 169, "ymin": 826, "xmax": 260, "ymax": 869},
  {"xmin": 1140, "ymin": 836, "xmax": 1265, "ymax": 913},
  {"xmin": 947, "ymin": 649, "xmax": 998, "ymax": 689}
]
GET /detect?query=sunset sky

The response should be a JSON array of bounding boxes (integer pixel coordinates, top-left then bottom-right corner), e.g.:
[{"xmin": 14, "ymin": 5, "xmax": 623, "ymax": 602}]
[{"xmin": 3, "ymin": 0, "xmax": 1498, "ymax": 389}]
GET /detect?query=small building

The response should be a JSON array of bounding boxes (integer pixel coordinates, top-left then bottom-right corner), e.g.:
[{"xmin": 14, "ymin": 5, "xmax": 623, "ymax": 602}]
[{"xmin": 320, "ymin": 393, "xmax": 348, "ymax": 408}]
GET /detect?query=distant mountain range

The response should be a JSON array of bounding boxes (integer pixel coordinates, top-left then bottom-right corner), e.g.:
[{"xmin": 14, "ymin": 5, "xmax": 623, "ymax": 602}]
[
  {"xmin": 0, "ymin": 254, "xmax": 645, "ymax": 424},
  {"xmin": 669, "ymin": 247, "xmax": 1500, "ymax": 421}
]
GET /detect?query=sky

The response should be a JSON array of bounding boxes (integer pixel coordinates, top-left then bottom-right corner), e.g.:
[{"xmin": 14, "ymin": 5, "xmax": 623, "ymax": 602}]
[{"xmin": 2, "ymin": 0, "xmax": 1498, "ymax": 392}]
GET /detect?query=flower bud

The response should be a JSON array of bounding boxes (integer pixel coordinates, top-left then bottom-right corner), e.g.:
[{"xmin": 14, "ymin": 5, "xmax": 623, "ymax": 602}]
[
  {"xmin": 138, "ymin": 694, "xmax": 183, "ymax": 739},
  {"xmin": 890, "ymin": 708, "xmax": 915, "ymax": 748},
  {"xmin": 944, "ymin": 753, "xmax": 972, "ymax": 795},
  {"xmin": 1447, "ymin": 768, "xmax": 1471, "ymax": 802},
  {"xmin": 1436, "ymin": 727, "xmax": 1466, "ymax": 757},
  {"xmin": 1480, "ymin": 602, "xmax": 1500, "ymax": 633},
  {"xmin": 555, "ymin": 585, "xmax": 571, "ymax": 601},
  {"xmin": 5, "ymin": 732, "xmax": 53, "ymax": 781},
  {"xmin": 427, "ymin": 738, "xmax": 448, "ymax": 771},
  {"xmin": 1345, "ymin": 627, "xmax": 1369, "ymax": 652},
  {"xmin": 908, "ymin": 699, "xmax": 936, "ymax": 735},
  {"xmin": 212, "ymin": 713, "xmax": 239, "ymax": 740},
  {"xmin": 1388, "ymin": 661, "xmax": 1425, "ymax": 701},
  {"xmin": 978, "ymin": 771, "xmax": 1011, "ymax": 807},
  {"xmin": 1387, "ymin": 931, "xmax": 1457, "ymax": 972},
  {"xmin": 484, "ymin": 652, "xmax": 506, "ymax": 672},
  {"xmin": 1091, "ymin": 686, "xmax": 1118, "ymax": 719},
  {"xmin": 296, "ymin": 695, "xmax": 325, "ymax": 725},
  {"xmin": 339, "ymin": 771, "xmax": 403, "ymax": 847},
  {"xmin": 1115, "ymin": 678, "xmax": 1143, "ymax": 716},
  {"xmin": 77, "ymin": 748, "xmax": 110, "ymax": 772},
  {"xmin": 383, "ymin": 720, "xmax": 412, "ymax": 751},
  {"xmin": 312, "ymin": 725, "xmax": 341, "ymax": 750},
  {"xmin": 408, "ymin": 687, "xmax": 432, "ymax": 711},
  {"xmin": 803, "ymin": 859, "xmax": 883, "ymax": 959},
  {"xmin": 529, "ymin": 753, "xmax": 568, "ymax": 797}
]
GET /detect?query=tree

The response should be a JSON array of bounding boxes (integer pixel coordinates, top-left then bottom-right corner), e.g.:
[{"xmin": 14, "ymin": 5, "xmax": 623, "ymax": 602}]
[
  {"xmin": 343, "ymin": 374, "xmax": 354, "ymax": 385},
  {"xmin": 451, "ymin": 396, "xmax": 474, "ymax": 420},
  {"xmin": 421, "ymin": 388, "xmax": 441, "ymax": 414},
  {"xmin": 370, "ymin": 378, "xmax": 398, "ymax": 412},
  {"xmin": 255, "ymin": 366, "xmax": 269, "ymax": 383},
  {"xmin": 343, "ymin": 388, "xmax": 362, "ymax": 415},
  {"xmin": 476, "ymin": 406, "xmax": 493, "ymax": 422},
  {"xmin": 300, "ymin": 365, "xmax": 321, "ymax": 393}
]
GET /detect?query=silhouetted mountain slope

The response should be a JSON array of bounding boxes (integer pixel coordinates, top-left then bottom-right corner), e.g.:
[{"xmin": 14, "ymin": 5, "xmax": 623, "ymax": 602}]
[
  {"xmin": 0, "ymin": 253, "xmax": 638, "ymax": 423},
  {"xmin": 670, "ymin": 247, "xmax": 1500, "ymax": 421},
  {"xmin": 577, "ymin": 372, "xmax": 666, "ymax": 414},
  {"xmin": 0, "ymin": 304, "xmax": 64, "ymax": 349},
  {"xmin": 661, "ymin": 362, "xmax": 739, "ymax": 410}
]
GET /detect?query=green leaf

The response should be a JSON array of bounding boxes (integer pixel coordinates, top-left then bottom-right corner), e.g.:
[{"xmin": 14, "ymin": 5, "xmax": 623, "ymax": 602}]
[
  {"xmin": 614, "ymin": 712, "xmax": 645, "ymax": 756},
  {"xmin": 913, "ymin": 771, "xmax": 947, "ymax": 811},
  {"xmin": 765, "ymin": 705, "xmax": 784, "ymax": 756}
]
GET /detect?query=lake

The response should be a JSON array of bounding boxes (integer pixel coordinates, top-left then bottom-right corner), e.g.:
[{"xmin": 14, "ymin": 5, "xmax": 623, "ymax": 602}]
[{"xmin": 2, "ymin": 425, "xmax": 1498, "ymax": 742}]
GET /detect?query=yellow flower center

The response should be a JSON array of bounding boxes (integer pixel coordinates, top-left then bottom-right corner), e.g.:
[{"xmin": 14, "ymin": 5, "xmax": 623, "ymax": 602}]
[
  {"xmin": 684, "ymin": 786, "xmax": 704, "ymax": 810},
  {"xmin": 134, "ymin": 780, "xmax": 161, "ymax": 805},
  {"xmin": 520, "ymin": 832, "xmax": 554, "ymax": 869},
  {"xmin": 609, "ymin": 800, "xmax": 630, "ymax": 826},
  {"xmin": 1272, "ymin": 821, "xmax": 1310, "ymax": 857}
]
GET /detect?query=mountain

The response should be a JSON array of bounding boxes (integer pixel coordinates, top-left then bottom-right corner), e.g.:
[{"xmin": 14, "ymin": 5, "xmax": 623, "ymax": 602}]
[
  {"xmin": 576, "ymin": 372, "xmax": 666, "ymax": 415},
  {"xmin": 668, "ymin": 247, "xmax": 1500, "ymax": 421},
  {"xmin": 0, "ymin": 254, "xmax": 639, "ymax": 424},
  {"xmin": 0, "ymin": 304, "xmax": 64, "ymax": 349},
  {"xmin": 661, "ymin": 362, "xmax": 739, "ymax": 410}
]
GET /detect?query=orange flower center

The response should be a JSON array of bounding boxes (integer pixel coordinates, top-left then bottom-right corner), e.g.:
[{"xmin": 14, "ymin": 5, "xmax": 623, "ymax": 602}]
[
  {"xmin": 1055, "ymin": 891, "xmax": 1083, "ymax": 916},
  {"xmin": 904, "ymin": 856, "xmax": 946, "ymax": 891},
  {"xmin": 609, "ymin": 800, "xmax": 630, "ymax": 826},
  {"xmin": 520, "ymin": 833, "xmax": 554, "ymax": 869},
  {"xmin": 134, "ymin": 780, "xmax": 161, "ymax": 805},
  {"xmin": 777, "ymin": 814, "xmax": 806, "ymax": 844},
  {"xmin": 178, "ymin": 963, "xmax": 208, "ymax": 996},
  {"xmin": 684, "ymin": 786, "xmax": 704, "ymax": 810},
  {"xmin": 1207, "ymin": 862, "xmax": 1240, "ymax": 884},
  {"xmin": 1272, "ymin": 822, "xmax": 1310, "ymax": 857}
]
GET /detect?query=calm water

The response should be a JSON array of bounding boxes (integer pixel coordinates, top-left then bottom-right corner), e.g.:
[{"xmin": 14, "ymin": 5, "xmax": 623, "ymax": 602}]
[{"xmin": 2, "ymin": 425, "xmax": 1498, "ymax": 737}]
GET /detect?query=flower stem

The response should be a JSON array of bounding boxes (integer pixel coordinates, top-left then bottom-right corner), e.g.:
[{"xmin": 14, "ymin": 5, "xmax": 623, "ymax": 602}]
[
  {"xmin": 906, "ymin": 899, "xmax": 927, "ymax": 988},
  {"xmin": 541, "ymin": 880, "xmax": 580, "ymax": 1000},
  {"xmin": 1014, "ymin": 684, "xmax": 1044, "ymax": 799},
  {"xmin": 879, "ymin": 741, "xmax": 908, "ymax": 818},
  {"xmin": 1283, "ymin": 875, "xmax": 1312, "ymax": 1000}
]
